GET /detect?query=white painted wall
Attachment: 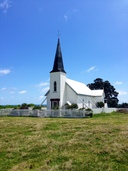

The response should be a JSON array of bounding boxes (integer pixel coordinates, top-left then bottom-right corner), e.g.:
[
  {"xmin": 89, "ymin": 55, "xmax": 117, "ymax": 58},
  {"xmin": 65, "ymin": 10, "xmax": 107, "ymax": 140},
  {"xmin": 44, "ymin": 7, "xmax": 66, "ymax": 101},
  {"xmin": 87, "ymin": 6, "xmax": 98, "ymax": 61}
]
[
  {"xmin": 47, "ymin": 72, "xmax": 105, "ymax": 109},
  {"xmin": 48, "ymin": 72, "xmax": 66, "ymax": 109},
  {"xmin": 60, "ymin": 72, "xmax": 66, "ymax": 108},
  {"xmin": 65, "ymin": 84, "xmax": 77, "ymax": 104}
]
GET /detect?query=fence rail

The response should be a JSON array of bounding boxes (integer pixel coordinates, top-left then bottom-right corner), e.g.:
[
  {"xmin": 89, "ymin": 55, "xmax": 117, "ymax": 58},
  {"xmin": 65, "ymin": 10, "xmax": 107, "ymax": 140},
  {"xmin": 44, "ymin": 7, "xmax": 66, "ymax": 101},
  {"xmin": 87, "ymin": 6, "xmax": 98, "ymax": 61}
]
[
  {"xmin": 0, "ymin": 108, "xmax": 127, "ymax": 118},
  {"xmin": 0, "ymin": 109, "xmax": 86, "ymax": 118}
]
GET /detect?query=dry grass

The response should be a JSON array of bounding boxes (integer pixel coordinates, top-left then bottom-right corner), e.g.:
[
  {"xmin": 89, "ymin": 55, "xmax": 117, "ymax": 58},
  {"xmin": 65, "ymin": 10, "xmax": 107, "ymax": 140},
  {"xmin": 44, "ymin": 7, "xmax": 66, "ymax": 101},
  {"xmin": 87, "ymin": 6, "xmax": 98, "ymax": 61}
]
[{"xmin": 0, "ymin": 112, "xmax": 128, "ymax": 171}]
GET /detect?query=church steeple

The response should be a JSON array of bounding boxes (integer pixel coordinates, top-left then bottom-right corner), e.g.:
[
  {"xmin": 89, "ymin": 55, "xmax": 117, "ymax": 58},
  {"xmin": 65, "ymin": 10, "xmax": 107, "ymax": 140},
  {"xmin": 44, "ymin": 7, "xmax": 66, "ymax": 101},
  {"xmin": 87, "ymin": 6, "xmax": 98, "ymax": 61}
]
[{"xmin": 50, "ymin": 38, "xmax": 66, "ymax": 73}]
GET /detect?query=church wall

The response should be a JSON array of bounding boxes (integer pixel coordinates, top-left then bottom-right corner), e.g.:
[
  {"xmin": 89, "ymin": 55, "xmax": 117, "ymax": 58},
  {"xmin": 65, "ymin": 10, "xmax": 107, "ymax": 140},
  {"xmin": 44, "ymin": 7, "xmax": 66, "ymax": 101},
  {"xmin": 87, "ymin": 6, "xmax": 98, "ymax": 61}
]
[
  {"xmin": 49, "ymin": 72, "xmax": 66, "ymax": 109},
  {"xmin": 50, "ymin": 72, "xmax": 60, "ymax": 99},
  {"xmin": 77, "ymin": 95, "xmax": 93, "ymax": 109},
  {"xmin": 66, "ymin": 84, "xmax": 77, "ymax": 104},
  {"xmin": 93, "ymin": 96, "xmax": 104, "ymax": 103},
  {"xmin": 60, "ymin": 72, "xmax": 66, "ymax": 108}
]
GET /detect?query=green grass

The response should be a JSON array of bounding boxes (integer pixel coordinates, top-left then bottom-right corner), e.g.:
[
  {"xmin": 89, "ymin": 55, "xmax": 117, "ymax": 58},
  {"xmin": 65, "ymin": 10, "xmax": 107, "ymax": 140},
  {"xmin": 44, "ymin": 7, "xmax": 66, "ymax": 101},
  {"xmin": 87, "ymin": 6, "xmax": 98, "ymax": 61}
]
[{"xmin": 0, "ymin": 112, "xmax": 128, "ymax": 171}]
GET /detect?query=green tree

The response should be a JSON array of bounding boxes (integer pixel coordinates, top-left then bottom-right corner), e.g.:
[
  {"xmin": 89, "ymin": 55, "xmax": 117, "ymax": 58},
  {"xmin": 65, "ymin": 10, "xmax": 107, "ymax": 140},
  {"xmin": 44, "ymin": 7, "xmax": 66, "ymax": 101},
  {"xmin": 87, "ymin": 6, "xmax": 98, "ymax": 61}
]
[
  {"xmin": 20, "ymin": 103, "xmax": 29, "ymax": 109},
  {"xmin": 96, "ymin": 101, "xmax": 104, "ymax": 108},
  {"xmin": 87, "ymin": 78, "xmax": 119, "ymax": 107},
  {"xmin": 118, "ymin": 103, "xmax": 128, "ymax": 108}
]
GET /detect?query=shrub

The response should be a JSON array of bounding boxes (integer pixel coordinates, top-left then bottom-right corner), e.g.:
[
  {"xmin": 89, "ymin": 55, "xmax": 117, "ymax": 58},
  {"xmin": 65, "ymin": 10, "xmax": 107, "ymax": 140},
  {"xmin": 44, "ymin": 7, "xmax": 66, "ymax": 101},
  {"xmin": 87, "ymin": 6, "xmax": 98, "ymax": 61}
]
[
  {"xmin": 96, "ymin": 101, "xmax": 104, "ymax": 108},
  {"xmin": 85, "ymin": 108, "xmax": 93, "ymax": 117},
  {"xmin": 117, "ymin": 109, "xmax": 128, "ymax": 114},
  {"xmin": 66, "ymin": 103, "xmax": 78, "ymax": 109},
  {"xmin": 33, "ymin": 106, "xmax": 42, "ymax": 110}
]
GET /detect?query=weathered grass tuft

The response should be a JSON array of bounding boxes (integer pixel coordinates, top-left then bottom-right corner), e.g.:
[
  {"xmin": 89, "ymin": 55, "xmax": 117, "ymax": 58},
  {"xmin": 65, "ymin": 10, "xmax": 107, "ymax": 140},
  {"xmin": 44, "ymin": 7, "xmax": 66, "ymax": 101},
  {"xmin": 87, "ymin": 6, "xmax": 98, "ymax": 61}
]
[{"xmin": 0, "ymin": 112, "xmax": 128, "ymax": 171}]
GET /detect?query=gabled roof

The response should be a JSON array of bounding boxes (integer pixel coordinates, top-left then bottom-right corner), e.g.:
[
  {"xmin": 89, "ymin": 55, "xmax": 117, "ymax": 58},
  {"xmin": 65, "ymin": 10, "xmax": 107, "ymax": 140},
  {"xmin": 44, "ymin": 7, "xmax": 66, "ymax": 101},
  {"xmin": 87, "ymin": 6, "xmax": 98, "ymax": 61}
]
[
  {"xmin": 66, "ymin": 78, "xmax": 93, "ymax": 96},
  {"xmin": 50, "ymin": 38, "xmax": 66, "ymax": 73},
  {"xmin": 45, "ymin": 78, "xmax": 104, "ymax": 97},
  {"xmin": 66, "ymin": 78, "xmax": 104, "ymax": 97},
  {"xmin": 92, "ymin": 90, "xmax": 104, "ymax": 96}
]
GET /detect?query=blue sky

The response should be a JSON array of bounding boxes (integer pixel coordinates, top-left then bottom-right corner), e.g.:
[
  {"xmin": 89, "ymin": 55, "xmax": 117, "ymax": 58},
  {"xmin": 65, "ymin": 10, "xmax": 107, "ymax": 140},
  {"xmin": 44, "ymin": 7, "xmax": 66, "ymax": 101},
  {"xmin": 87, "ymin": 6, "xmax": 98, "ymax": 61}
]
[{"xmin": 0, "ymin": 0, "xmax": 128, "ymax": 105}]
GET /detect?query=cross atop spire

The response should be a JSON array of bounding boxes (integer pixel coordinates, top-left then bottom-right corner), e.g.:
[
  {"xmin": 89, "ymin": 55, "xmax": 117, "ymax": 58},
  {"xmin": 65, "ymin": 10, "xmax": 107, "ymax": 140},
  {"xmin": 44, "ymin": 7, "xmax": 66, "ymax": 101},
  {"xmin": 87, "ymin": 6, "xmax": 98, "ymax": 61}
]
[
  {"xmin": 57, "ymin": 30, "xmax": 61, "ymax": 39},
  {"xmin": 50, "ymin": 38, "xmax": 66, "ymax": 73}
]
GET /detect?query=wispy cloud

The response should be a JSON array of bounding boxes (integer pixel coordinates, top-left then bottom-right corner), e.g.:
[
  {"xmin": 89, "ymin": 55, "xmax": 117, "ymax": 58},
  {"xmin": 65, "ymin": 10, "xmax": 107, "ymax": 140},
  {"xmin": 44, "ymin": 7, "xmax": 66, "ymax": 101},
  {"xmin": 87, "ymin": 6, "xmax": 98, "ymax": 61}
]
[
  {"xmin": 0, "ymin": 68, "xmax": 11, "ymax": 76},
  {"xmin": 18, "ymin": 90, "xmax": 27, "ymax": 94},
  {"xmin": 37, "ymin": 81, "xmax": 49, "ymax": 87},
  {"xmin": 0, "ymin": 0, "xmax": 12, "ymax": 13},
  {"xmin": 1, "ymin": 87, "xmax": 6, "ymax": 91},
  {"xmin": 10, "ymin": 91, "xmax": 15, "ymax": 94},
  {"xmin": 118, "ymin": 90, "xmax": 127, "ymax": 95},
  {"xmin": 38, "ymin": 95, "xmax": 44, "ymax": 101},
  {"xmin": 35, "ymin": 80, "xmax": 49, "ymax": 95},
  {"xmin": 115, "ymin": 81, "xmax": 123, "ymax": 85},
  {"xmin": 87, "ymin": 66, "xmax": 96, "ymax": 72},
  {"xmin": 64, "ymin": 8, "xmax": 78, "ymax": 21},
  {"xmin": 41, "ymin": 87, "xmax": 49, "ymax": 94},
  {"xmin": 64, "ymin": 15, "xmax": 68, "ymax": 21}
]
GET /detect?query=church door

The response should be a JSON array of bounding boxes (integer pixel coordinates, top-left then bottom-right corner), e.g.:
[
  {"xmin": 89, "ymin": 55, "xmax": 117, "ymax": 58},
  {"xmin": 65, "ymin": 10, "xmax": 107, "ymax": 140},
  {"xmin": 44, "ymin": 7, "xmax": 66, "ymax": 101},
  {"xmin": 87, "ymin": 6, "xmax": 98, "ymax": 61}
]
[{"xmin": 50, "ymin": 99, "xmax": 60, "ymax": 109}]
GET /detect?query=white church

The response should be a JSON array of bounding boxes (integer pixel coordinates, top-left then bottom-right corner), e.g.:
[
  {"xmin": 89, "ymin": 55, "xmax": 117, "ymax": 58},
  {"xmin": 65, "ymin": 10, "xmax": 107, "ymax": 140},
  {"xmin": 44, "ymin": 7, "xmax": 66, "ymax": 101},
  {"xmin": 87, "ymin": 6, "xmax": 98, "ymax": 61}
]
[{"xmin": 45, "ymin": 39, "xmax": 104, "ymax": 109}]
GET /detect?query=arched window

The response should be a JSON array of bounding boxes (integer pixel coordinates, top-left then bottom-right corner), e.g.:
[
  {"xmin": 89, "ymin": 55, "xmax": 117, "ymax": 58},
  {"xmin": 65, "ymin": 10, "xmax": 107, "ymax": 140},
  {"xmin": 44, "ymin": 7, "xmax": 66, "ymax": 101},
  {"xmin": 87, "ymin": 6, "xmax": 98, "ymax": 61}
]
[{"xmin": 54, "ymin": 81, "xmax": 57, "ymax": 92}]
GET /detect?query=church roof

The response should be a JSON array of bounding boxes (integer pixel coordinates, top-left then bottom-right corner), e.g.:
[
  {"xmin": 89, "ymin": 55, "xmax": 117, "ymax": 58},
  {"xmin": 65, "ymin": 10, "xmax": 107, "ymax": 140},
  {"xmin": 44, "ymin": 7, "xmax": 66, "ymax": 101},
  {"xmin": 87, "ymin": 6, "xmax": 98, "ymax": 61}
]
[
  {"xmin": 50, "ymin": 38, "xmax": 66, "ymax": 73},
  {"xmin": 66, "ymin": 78, "xmax": 93, "ymax": 96},
  {"xmin": 66, "ymin": 78, "xmax": 104, "ymax": 96},
  {"xmin": 91, "ymin": 90, "xmax": 104, "ymax": 96}
]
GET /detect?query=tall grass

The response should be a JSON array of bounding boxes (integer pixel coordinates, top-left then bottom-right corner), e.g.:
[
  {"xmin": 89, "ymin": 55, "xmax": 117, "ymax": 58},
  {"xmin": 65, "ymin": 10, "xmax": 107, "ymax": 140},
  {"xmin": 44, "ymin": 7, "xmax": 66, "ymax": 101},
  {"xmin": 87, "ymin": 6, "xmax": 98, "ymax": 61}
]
[{"xmin": 0, "ymin": 112, "xmax": 128, "ymax": 171}]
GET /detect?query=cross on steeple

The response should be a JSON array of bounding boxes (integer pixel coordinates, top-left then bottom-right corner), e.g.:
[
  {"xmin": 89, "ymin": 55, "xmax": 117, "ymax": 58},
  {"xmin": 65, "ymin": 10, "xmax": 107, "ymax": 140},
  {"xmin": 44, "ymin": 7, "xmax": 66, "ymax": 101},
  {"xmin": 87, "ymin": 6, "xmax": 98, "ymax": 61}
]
[{"xmin": 57, "ymin": 30, "xmax": 61, "ymax": 39}]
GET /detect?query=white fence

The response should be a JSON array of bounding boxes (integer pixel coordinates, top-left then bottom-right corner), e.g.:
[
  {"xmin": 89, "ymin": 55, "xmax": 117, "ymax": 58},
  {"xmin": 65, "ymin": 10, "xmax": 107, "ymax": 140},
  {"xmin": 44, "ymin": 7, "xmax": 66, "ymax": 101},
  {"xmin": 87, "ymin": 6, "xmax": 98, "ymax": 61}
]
[
  {"xmin": 92, "ymin": 108, "xmax": 117, "ymax": 114},
  {"xmin": 0, "ymin": 109, "xmax": 91, "ymax": 118},
  {"xmin": 0, "ymin": 108, "xmax": 121, "ymax": 118}
]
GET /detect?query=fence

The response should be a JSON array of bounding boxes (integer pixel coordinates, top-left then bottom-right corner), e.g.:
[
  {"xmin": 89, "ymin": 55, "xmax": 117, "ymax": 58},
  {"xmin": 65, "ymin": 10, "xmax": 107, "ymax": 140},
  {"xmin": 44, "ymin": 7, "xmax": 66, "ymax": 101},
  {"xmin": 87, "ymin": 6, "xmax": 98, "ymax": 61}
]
[
  {"xmin": 0, "ymin": 109, "xmax": 85, "ymax": 118},
  {"xmin": 92, "ymin": 108, "xmax": 117, "ymax": 114},
  {"xmin": 0, "ymin": 108, "xmax": 125, "ymax": 118}
]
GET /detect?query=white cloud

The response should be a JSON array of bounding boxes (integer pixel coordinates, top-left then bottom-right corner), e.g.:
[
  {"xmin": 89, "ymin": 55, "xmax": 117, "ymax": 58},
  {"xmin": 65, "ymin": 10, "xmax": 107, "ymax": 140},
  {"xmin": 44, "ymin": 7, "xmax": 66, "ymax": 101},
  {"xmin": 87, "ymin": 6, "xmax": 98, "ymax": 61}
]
[
  {"xmin": 18, "ymin": 90, "xmax": 27, "ymax": 94},
  {"xmin": 118, "ymin": 91, "xmax": 128, "ymax": 95},
  {"xmin": 0, "ymin": 68, "xmax": 11, "ymax": 76},
  {"xmin": 1, "ymin": 87, "xmax": 6, "ymax": 91},
  {"xmin": 39, "ymin": 95, "xmax": 44, "ymax": 101},
  {"xmin": 10, "ymin": 91, "xmax": 15, "ymax": 94},
  {"xmin": 64, "ymin": 8, "xmax": 78, "ymax": 22},
  {"xmin": 41, "ymin": 87, "xmax": 49, "ymax": 94},
  {"xmin": 38, "ymin": 81, "xmax": 49, "ymax": 87},
  {"xmin": 64, "ymin": 15, "xmax": 68, "ymax": 21},
  {"xmin": 115, "ymin": 81, "xmax": 123, "ymax": 85},
  {"xmin": 0, "ymin": 0, "xmax": 12, "ymax": 13},
  {"xmin": 87, "ymin": 66, "xmax": 96, "ymax": 72}
]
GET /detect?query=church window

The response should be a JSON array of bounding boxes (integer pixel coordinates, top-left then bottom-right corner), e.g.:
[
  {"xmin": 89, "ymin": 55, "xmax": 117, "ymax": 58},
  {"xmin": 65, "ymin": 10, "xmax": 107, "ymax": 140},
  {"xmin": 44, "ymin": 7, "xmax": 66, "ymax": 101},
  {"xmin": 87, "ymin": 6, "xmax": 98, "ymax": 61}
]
[{"xmin": 54, "ymin": 81, "xmax": 57, "ymax": 92}]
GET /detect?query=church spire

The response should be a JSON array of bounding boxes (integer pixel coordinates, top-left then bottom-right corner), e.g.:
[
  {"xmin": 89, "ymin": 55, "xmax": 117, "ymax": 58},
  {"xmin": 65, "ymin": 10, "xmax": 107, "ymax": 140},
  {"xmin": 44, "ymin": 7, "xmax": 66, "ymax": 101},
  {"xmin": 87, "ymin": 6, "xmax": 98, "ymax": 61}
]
[{"xmin": 50, "ymin": 38, "xmax": 66, "ymax": 73}]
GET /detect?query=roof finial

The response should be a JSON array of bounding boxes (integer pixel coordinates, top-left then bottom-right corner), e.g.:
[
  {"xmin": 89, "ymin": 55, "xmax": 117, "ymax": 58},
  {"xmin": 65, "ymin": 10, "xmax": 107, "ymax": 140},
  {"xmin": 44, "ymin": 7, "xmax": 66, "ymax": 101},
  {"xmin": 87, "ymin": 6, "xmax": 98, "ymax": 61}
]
[{"xmin": 57, "ymin": 30, "xmax": 61, "ymax": 39}]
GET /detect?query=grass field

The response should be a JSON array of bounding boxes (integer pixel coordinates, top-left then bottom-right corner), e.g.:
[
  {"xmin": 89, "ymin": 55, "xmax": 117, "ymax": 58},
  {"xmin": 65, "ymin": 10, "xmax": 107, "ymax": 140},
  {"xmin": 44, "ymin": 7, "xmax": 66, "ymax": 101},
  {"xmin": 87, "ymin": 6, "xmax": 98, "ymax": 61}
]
[{"xmin": 0, "ymin": 112, "xmax": 128, "ymax": 171}]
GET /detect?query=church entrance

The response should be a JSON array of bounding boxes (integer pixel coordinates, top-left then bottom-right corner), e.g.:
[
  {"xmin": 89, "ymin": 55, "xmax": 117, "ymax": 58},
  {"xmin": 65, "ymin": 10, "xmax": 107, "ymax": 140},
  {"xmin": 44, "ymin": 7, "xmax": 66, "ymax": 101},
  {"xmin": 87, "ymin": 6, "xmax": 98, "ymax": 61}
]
[{"xmin": 50, "ymin": 98, "xmax": 60, "ymax": 109}]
